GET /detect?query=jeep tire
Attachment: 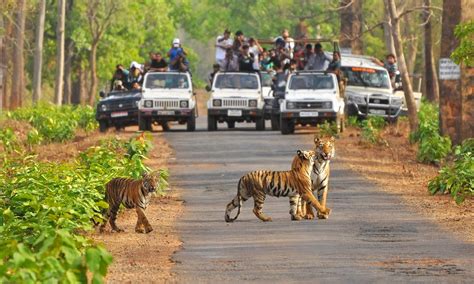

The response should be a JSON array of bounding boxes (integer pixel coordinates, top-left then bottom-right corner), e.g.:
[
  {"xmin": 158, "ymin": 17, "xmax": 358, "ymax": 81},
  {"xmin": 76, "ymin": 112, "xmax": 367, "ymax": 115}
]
[
  {"xmin": 187, "ymin": 109, "xmax": 196, "ymax": 131},
  {"xmin": 208, "ymin": 114, "xmax": 217, "ymax": 131}
]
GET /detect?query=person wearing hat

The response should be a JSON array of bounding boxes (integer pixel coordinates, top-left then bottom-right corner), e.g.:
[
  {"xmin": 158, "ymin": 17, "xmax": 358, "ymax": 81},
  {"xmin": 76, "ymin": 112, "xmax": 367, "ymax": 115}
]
[
  {"xmin": 305, "ymin": 43, "xmax": 331, "ymax": 71},
  {"xmin": 216, "ymin": 29, "xmax": 234, "ymax": 69},
  {"xmin": 168, "ymin": 38, "xmax": 189, "ymax": 71}
]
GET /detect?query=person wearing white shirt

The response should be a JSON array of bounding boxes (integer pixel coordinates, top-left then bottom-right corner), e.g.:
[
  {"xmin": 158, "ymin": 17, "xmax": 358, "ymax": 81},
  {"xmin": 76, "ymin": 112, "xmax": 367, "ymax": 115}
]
[
  {"xmin": 215, "ymin": 29, "xmax": 234, "ymax": 69},
  {"xmin": 274, "ymin": 29, "xmax": 295, "ymax": 58}
]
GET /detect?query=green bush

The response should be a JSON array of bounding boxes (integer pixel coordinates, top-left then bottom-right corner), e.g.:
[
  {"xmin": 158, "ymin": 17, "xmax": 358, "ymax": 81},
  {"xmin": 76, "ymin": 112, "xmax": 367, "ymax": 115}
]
[
  {"xmin": 0, "ymin": 134, "xmax": 168, "ymax": 282},
  {"xmin": 361, "ymin": 116, "xmax": 386, "ymax": 145},
  {"xmin": 410, "ymin": 101, "xmax": 451, "ymax": 163},
  {"xmin": 318, "ymin": 121, "xmax": 338, "ymax": 137},
  {"xmin": 347, "ymin": 116, "xmax": 359, "ymax": 128},
  {"xmin": 6, "ymin": 104, "xmax": 97, "ymax": 143},
  {"xmin": 428, "ymin": 138, "xmax": 474, "ymax": 204}
]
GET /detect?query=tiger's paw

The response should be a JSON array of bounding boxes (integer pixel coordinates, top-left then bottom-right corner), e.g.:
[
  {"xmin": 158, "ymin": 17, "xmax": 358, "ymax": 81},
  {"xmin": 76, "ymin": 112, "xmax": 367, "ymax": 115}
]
[
  {"xmin": 261, "ymin": 217, "xmax": 272, "ymax": 222},
  {"xmin": 291, "ymin": 215, "xmax": 303, "ymax": 221},
  {"xmin": 112, "ymin": 228, "xmax": 124, "ymax": 233},
  {"xmin": 304, "ymin": 213, "xmax": 315, "ymax": 220},
  {"xmin": 145, "ymin": 227, "xmax": 153, "ymax": 233},
  {"xmin": 135, "ymin": 228, "xmax": 145, "ymax": 234}
]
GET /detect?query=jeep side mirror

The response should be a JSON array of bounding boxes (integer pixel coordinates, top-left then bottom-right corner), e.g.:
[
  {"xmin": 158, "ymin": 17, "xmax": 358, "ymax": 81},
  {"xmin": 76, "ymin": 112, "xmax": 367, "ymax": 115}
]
[
  {"xmin": 99, "ymin": 91, "xmax": 106, "ymax": 98},
  {"xmin": 205, "ymin": 85, "xmax": 212, "ymax": 92}
]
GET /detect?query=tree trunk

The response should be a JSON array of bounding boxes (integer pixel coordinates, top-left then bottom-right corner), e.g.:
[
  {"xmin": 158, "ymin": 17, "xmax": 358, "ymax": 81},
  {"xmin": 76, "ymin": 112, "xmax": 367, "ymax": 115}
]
[
  {"xmin": 88, "ymin": 42, "xmax": 98, "ymax": 105},
  {"xmin": 339, "ymin": 0, "xmax": 363, "ymax": 54},
  {"xmin": 423, "ymin": 0, "xmax": 439, "ymax": 102},
  {"xmin": 10, "ymin": 0, "xmax": 26, "ymax": 110},
  {"xmin": 54, "ymin": 0, "xmax": 66, "ymax": 105},
  {"xmin": 32, "ymin": 0, "xmax": 46, "ymax": 104},
  {"xmin": 439, "ymin": 0, "xmax": 474, "ymax": 144},
  {"xmin": 63, "ymin": 38, "xmax": 74, "ymax": 104},
  {"xmin": 383, "ymin": 0, "xmax": 396, "ymax": 55},
  {"xmin": 386, "ymin": 0, "xmax": 419, "ymax": 133}
]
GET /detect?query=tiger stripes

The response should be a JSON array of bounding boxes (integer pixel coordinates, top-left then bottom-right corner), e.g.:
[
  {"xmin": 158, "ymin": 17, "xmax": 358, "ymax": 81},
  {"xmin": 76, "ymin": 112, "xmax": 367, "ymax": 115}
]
[
  {"xmin": 100, "ymin": 172, "xmax": 157, "ymax": 233},
  {"xmin": 301, "ymin": 136, "xmax": 335, "ymax": 220},
  {"xmin": 225, "ymin": 150, "xmax": 331, "ymax": 222}
]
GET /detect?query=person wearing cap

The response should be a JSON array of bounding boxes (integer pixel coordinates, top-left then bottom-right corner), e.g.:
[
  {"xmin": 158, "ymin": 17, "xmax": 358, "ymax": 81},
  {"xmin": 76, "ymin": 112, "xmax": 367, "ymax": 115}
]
[
  {"xmin": 168, "ymin": 38, "xmax": 189, "ymax": 71},
  {"xmin": 305, "ymin": 43, "xmax": 331, "ymax": 71},
  {"xmin": 216, "ymin": 29, "xmax": 234, "ymax": 69},
  {"xmin": 232, "ymin": 30, "xmax": 245, "ymax": 56},
  {"xmin": 274, "ymin": 29, "xmax": 295, "ymax": 58},
  {"xmin": 238, "ymin": 44, "xmax": 256, "ymax": 72}
]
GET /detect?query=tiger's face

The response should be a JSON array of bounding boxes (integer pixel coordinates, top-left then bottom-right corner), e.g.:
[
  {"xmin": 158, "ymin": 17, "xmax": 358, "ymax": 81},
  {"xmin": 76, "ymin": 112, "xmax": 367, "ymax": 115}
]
[
  {"xmin": 294, "ymin": 150, "xmax": 316, "ymax": 172},
  {"xmin": 314, "ymin": 136, "xmax": 335, "ymax": 161},
  {"xmin": 142, "ymin": 173, "xmax": 157, "ymax": 193}
]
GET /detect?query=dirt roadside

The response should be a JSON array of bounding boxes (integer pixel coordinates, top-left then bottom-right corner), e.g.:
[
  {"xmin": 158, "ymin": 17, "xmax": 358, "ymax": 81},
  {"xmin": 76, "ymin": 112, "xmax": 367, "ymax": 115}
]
[
  {"xmin": 91, "ymin": 129, "xmax": 183, "ymax": 283},
  {"xmin": 335, "ymin": 122, "xmax": 473, "ymax": 243}
]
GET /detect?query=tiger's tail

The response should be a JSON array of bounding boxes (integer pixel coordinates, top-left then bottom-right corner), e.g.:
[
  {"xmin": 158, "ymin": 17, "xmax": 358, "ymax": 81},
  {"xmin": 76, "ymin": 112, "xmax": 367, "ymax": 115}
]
[{"xmin": 225, "ymin": 178, "xmax": 243, "ymax": 222}]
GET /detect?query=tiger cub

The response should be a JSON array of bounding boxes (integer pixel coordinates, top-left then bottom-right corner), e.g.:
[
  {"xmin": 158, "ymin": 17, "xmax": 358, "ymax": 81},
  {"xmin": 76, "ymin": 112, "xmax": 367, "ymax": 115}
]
[
  {"xmin": 225, "ymin": 150, "xmax": 331, "ymax": 222},
  {"xmin": 300, "ymin": 136, "xmax": 335, "ymax": 220},
  {"xmin": 100, "ymin": 173, "xmax": 157, "ymax": 233}
]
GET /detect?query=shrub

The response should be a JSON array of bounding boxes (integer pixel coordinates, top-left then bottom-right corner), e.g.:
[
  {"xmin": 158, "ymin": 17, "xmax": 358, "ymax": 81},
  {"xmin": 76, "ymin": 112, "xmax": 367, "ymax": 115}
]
[
  {"xmin": 361, "ymin": 116, "xmax": 386, "ymax": 145},
  {"xmin": 347, "ymin": 116, "xmax": 359, "ymax": 128},
  {"xmin": 428, "ymin": 138, "xmax": 474, "ymax": 204},
  {"xmin": 0, "ymin": 134, "xmax": 168, "ymax": 282},
  {"xmin": 410, "ymin": 101, "xmax": 451, "ymax": 163},
  {"xmin": 318, "ymin": 121, "xmax": 338, "ymax": 137},
  {"xmin": 7, "ymin": 104, "xmax": 97, "ymax": 143}
]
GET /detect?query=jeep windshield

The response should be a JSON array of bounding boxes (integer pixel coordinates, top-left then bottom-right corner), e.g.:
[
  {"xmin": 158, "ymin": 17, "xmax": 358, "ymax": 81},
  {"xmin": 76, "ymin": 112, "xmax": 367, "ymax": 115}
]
[
  {"xmin": 341, "ymin": 67, "xmax": 390, "ymax": 89},
  {"xmin": 145, "ymin": 73, "xmax": 190, "ymax": 89},
  {"xmin": 214, "ymin": 74, "xmax": 259, "ymax": 90},
  {"xmin": 289, "ymin": 74, "xmax": 334, "ymax": 90},
  {"xmin": 108, "ymin": 90, "xmax": 141, "ymax": 97}
]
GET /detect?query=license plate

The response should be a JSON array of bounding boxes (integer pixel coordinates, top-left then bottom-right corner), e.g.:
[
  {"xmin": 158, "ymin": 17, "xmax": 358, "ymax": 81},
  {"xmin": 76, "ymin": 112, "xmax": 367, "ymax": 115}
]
[
  {"xmin": 369, "ymin": 109, "xmax": 386, "ymax": 115},
  {"xmin": 111, "ymin": 111, "xmax": 128, "ymax": 118},
  {"xmin": 158, "ymin": 110, "xmax": 175, "ymax": 115},
  {"xmin": 300, "ymin": 111, "xmax": 319, "ymax": 117},
  {"xmin": 228, "ymin": 110, "xmax": 242, "ymax": 117}
]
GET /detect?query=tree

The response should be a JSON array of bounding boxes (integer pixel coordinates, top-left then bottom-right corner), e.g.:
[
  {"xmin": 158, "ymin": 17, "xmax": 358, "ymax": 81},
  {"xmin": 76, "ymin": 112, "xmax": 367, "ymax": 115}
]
[
  {"xmin": 54, "ymin": 0, "xmax": 66, "ymax": 105},
  {"xmin": 32, "ymin": 0, "xmax": 46, "ymax": 104},
  {"xmin": 86, "ymin": 0, "xmax": 120, "ymax": 105},
  {"xmin": 439, "ymin": 0, "xmax": 473, "ymax": 144},
  {"xmin": 339, "ymin": 0, "xmax": 363, "ymax": 54},
  {"xmin": 386, "ymin": 0, "xmax": 419, "ymax": 132},
  {"xmin": 383, "ymin": 0, "xmax": 396, "ymax": 55},
  {"xmin": 423, "ymin": 0, "xmax": 439, "ymax": 102},
  {"xmin": 10, "ymin": 0, "xmax": 26, "ymax": 110}
]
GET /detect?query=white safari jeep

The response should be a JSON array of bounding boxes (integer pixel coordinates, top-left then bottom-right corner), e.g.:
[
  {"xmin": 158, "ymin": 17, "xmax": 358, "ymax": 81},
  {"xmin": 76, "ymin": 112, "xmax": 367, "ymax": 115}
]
[
  {"xmin": 341, "ymin": 55, "xmax": 421, "ymax": 121},
  {"xmin": 139, "ymin": 71, "xmax": 197, "ymax": 131},
  {"xmin": 280, "ymin": 72, "xmax": 345, "ymax": 135},
  {"xmin": 207, "ymin": 72, "xmax": 265, "ymax": 131}
]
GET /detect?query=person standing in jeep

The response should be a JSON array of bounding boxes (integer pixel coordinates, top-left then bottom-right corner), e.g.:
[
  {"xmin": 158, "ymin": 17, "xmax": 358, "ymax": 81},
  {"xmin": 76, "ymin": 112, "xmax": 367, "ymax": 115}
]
[
  {"xmin": 239, "ymin": 44, "xmax": 256, "ymax": 72},
  {"xmin": 215, "ymin": 29, "xmax": 234, "ymax": 70}
]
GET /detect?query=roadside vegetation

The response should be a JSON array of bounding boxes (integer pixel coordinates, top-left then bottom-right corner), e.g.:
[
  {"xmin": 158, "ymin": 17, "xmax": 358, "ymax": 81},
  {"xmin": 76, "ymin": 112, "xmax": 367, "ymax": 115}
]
[{"xmin": 0, "ymin": 107, "xmax": 168, "ymax": 283}]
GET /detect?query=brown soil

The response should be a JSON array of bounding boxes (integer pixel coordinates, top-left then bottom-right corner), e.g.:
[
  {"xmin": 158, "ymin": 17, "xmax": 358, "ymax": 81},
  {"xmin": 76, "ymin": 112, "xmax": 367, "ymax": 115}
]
[
  {"xmin": 88, "ymin": 127, "xmax": 182, "ymax": 283},
  {"xmin": 335, "ymin": 121, "xmax": 473, "ymax": 243}
]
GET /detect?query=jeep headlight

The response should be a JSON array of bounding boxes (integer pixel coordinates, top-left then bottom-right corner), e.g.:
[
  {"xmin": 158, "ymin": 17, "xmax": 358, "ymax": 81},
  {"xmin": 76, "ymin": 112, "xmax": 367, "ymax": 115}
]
[
  {"xmin": 100, "ymin": 104, "xmax": 107, "ymax": 112},
  {"xmin": 144, "ymin": 100, "xmax": 153, "ymax": 108},
  {"xmin": 391, "ymin": 97, "xmax": 403, "ymax": 106},
  {"xmin": 322, "ymin": 102, "xmax": 332, "ymax": 109},
  {"xmin": 286, "ymin": 101, "xmax": 296, "ymax": 109},
  {"xmin": 213, "ymin": 99, "xmax": 222, "ymax": 107},
  {"xmin": 180, "ymin": 100, "xmax": 189, "ymax": 108},
  {"xmin": 248, "ymin": 99, "xmax": 257, "ymax": 107},
  {"xmin": 348, "ymin": 94, "xmax": 365, "ymax": 105}
]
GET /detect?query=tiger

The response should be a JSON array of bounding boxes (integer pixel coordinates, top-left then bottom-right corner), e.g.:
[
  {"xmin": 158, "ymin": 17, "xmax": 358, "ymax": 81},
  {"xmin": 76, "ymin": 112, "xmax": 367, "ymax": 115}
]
[
  {"xmin": 225, "ymin": 150, "xmax": 331, "ymax": 222},
  {"xmin": 300, "ymin": 136, "xmax": 335, "ymax": 220},
  {"xmin": 100, "ymin": 172, "xmax": 157, "ymax": 233}
]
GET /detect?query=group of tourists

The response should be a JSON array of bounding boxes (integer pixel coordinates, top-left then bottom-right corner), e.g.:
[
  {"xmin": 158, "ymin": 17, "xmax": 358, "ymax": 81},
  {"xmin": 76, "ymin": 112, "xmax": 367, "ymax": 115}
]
[
  {"xmin": 110, "ymin": 38, "xmax": 190, "ymax": 91},
  {"xmin": 210, "ymin": 28, "xmax": 345, "ymax": 85}
]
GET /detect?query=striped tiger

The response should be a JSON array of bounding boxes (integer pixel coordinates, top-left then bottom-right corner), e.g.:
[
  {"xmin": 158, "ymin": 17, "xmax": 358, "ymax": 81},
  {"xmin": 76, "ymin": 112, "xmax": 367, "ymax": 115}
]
[
  {"xmin": 225, "ymin": 150, "xmax": 331, "ymax": 222},
  {"xmin": 100, "ymin": 172, "xmax": 157, "ymax": 233},
  {"xmin": 301, "ymin": 136, "xmax": 335, "ymax": 220}
]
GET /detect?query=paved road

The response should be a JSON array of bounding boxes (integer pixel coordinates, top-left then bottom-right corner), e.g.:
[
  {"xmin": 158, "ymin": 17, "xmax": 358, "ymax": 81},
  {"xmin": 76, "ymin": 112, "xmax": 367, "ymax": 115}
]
[{"xmin": 164, "ymin": 118, "xmax": 473, "ymax": 283}]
